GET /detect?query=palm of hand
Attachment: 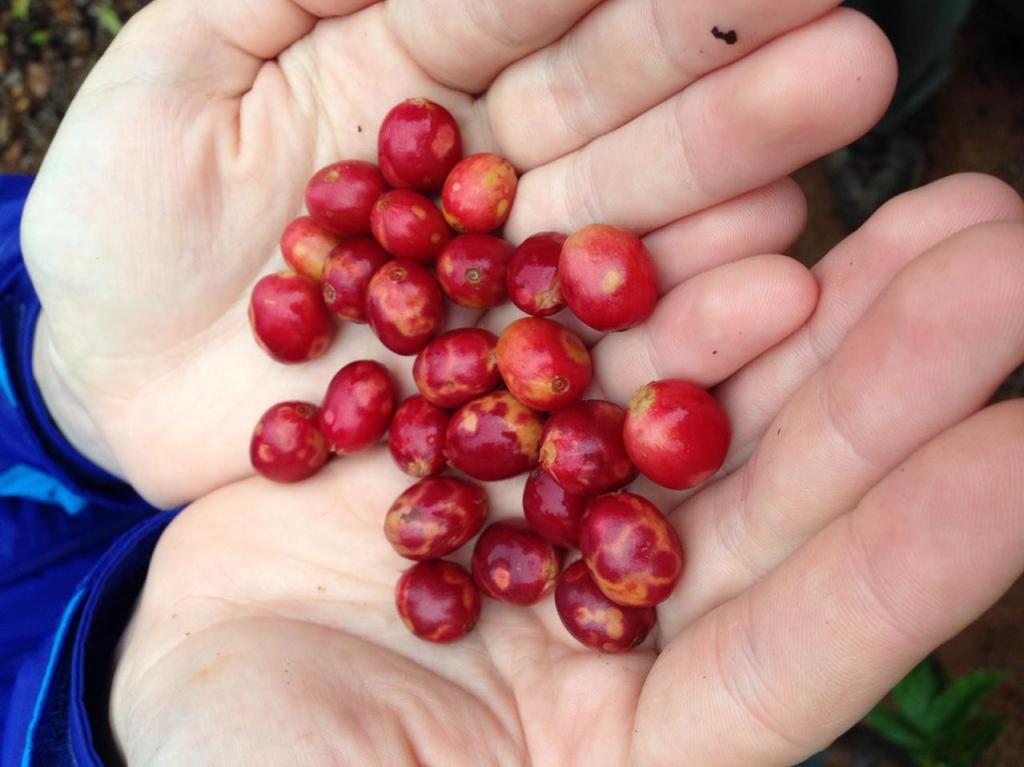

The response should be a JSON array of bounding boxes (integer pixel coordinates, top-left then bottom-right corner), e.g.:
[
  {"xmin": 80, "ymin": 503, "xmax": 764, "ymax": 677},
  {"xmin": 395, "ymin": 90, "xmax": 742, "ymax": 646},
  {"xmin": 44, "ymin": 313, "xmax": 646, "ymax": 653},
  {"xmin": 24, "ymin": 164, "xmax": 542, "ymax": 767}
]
[
  {"xmin": 111, "ymin": 453, "xmax": 655, "ymax": 766},
  {"xmin": 24, "ymin": 5, "xmax": 486, "ymax": 505}
]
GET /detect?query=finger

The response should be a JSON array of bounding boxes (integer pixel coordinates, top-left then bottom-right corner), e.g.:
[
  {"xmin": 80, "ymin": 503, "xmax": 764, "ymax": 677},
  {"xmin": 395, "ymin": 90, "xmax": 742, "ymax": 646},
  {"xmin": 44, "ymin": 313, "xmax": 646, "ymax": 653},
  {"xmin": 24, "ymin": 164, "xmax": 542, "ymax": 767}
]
[
  {"xmin": 591, "ymin": 255, "xmax": 817, "ymax": 404},
  {"xmin": 645, "ymin": 177, "xmax": 807, "ymax": 292},
  {"xmin": 507, "ymin": 9, "xmax": 895, "ymax": 236},
  {"xmin": 388, "ymin": 0, "xmax": 602, "ymax": 94},
  {"xmin": 717, "ymin": 173, "xmax": 1024, "ymax": 465},
  {"xmin": 488, "ymin": 0, "xmax": 842, "ymax": 168},
  {"xmin": 85, "ymin": 0, "xmax": 375, "ymax": 96},
  {"xmin": 635, "ymin": 400, "xmax": 1024, "ymax": 766},
  {"xmin": 479, "ymin": 175, "xmax": 807, "ymax": 338},
  {"xmin": 659, "ymin": 219, "xmax": 1024, "ymax": 635}
]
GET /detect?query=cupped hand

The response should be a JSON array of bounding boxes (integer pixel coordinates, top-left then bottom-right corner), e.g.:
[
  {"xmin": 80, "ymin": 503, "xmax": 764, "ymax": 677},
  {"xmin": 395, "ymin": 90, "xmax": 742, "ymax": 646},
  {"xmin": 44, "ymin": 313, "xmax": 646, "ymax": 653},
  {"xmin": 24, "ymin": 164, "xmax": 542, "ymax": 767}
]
[
  {"xmin": 22, "ymin": 0, "xmax": 895, "ymax": 507},
  {"xmin": 110, "ymin": 175, "xmax": 1024, "ymax": 766}
]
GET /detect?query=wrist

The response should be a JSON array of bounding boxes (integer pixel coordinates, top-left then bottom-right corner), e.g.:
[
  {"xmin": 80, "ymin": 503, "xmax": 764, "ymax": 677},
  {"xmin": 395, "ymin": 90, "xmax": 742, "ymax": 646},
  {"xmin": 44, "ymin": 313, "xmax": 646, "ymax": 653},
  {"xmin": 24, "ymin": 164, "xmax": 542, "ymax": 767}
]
[{"xmin": 33, "ymin": 311, "xmax": 122, "ymax": 478}]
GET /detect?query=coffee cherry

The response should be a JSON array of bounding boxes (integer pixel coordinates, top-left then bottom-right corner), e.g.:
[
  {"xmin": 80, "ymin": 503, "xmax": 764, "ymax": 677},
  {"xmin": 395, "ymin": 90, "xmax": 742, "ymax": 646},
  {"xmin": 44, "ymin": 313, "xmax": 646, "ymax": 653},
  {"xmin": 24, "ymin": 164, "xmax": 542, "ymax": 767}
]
[
  {"xmin": 624, "ymin": 380, "xmax": 731, "ymax": 490},
  {"xmin": 321, "ymin": 238, "xmax": 390, "ymax": 323},
  {"xmin": 441, "ymin": 153, "xmax": 518, "ymax": 233},
  {"xmin": 370, "ymin": 190, "xmax": 451, "ymax": 262},
  {"xmin": 471, "ymin": 520, "xmax": 561, "ymax": 605},
  {"xmin": 539, "ymin": 400, "xmax": 634, "ymax": 495},
  {"xmin": 560, "ymin": 224, "xmax": 657, "ymax": 332},
  {"xmin": 436, "ymin": 234, "xmax": 514, "ymax": 308},
  {"xmin": 506, "ymin": 232, "xmax": 567, "ymax": 317},
  {"xmin": 555, "ymin": 561, "xmax": 656, "ymax": 653},
  {"xmin": 395, "ymin": 560, "xmax": 481, "ymax": 643},
  {"xmin": 445, "ymin": 391, "xmax": 544, "ymax": 481},
  {"xmin": 578, "ymin": 492, "xmax": 683, "ymax": 608},
  {"xmin": 250, "ymin": 401, "xmax": 329, "ymax": 483},
  {"xmin": 305, "ymin": 160, "xmax": 389, "ymax": 237},
  {"xmin": 413, "ymin": 328, "xmax": 501, "ymax": 409},
  {"xmin": 280, "ymin": 216, "xmax": 341, "ymax": 281},
  {"xmin": 378, "ymin": 98, "xmax": 463, "ymax": 192},
  {"xmin": 385, "ymin": 476, "xmax": 488, "ymax": 560},
  {"xmin": 388, "ymin": 396, "xmax": 450, "ymax": 478},
  {"xmin": 319, "ymin": 360, "xmax": 397, "ymax": 454},
  {"xmin": 366, "ymin": 260, "xmax": 445, "ymax": 355},
  {"xmin": 248, "ymin": 271, "xmax": 335, "ymax": 363},
  {"xmin": 496, "ymin": 317, "xmax": 592, "ymax": 411},
  {"xmin": 522, "ymin": 468, "xmax": 590, "ymax": 548}
]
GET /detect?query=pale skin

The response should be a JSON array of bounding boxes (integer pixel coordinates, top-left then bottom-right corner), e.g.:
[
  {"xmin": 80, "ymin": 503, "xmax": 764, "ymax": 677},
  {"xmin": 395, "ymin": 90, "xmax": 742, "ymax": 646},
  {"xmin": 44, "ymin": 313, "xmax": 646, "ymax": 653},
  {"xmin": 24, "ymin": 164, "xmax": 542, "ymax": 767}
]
[{"xmin": 18, "ymin": 0, "xmax": 1024, "ymax": 764}]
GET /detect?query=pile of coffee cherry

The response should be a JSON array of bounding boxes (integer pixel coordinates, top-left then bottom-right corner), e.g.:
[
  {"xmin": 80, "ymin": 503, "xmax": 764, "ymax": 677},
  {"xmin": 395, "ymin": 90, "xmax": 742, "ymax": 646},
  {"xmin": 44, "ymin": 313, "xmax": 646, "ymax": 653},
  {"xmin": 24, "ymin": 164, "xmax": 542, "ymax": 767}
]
[{"xmin": 247, "ymin": 98, "xmax": 731, "ymax": 653}]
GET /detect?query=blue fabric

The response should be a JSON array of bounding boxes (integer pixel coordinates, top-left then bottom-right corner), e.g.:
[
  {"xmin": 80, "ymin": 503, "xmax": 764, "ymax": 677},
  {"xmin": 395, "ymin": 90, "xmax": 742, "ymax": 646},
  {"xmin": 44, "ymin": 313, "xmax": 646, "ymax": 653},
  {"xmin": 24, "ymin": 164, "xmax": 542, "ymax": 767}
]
[{"xmin": 0, "ymin": 175, "xmax": 165, "ymax": 765}]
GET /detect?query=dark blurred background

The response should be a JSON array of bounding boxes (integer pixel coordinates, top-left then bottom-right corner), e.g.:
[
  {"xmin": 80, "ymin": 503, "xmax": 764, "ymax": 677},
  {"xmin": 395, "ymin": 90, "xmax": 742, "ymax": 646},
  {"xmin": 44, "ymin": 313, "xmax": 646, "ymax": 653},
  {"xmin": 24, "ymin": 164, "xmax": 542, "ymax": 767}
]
[{"xmin": 2, "ymin": 1, "xmax": 1022, "ymax": 764}]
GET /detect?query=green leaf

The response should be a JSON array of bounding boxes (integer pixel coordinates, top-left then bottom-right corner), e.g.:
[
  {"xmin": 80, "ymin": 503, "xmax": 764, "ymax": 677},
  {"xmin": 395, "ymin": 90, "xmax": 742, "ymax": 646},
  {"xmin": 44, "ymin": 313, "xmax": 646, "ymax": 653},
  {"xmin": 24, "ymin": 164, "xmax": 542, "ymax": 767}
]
[
  {"xmin": 920, "ymin": 671, "xmax": 1008, "ymax": 734},
  {"xmin": 960, "ymin": 714, "xmax": 1006, "ymax": 766},
  {"xmin": 893, "ymin": 658, "xmax": 942, "ymax": 724},
  {"xmin": 96, "ymin": 4, "xmax": 123, "ymax": 36},
  {"xmin": 863, "ymin": 706, "xmax": 924, "ymax": 752},
  {"xmin": 28, "ymin": 28, "xmax": 50, "ymax": 45},
  {"xmin": 12, "ymin": 0, "xmax": 31, "ymax": 21}
]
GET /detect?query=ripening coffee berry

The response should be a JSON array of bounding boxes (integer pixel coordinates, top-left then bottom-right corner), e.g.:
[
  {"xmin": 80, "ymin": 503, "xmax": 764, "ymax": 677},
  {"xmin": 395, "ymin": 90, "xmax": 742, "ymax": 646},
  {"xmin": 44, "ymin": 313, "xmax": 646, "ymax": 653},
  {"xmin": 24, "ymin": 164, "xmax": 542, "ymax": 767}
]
[
  {"xmin": 378, "ymin": 98, "xmax": 463, "ymax": 192},
  {"xmin": 385, "ymin": 476, "xmax": 488, "ymax": 560},
  {"xmin": 445, "ymin": 391, "xmax": 544, "ymax": 481},
  {"xmin": 495, "ymin": 317, "xmax": 592, "ymax": 411},
  {"xmin": 623, "ymin": 380, "xmax": 731, "ymax": 490},
  {"xmin": 280, "ymin": 216, "xmax": 341, "ymax": 281},
  {"xmin": 523, "ymin": 468, "xmax": 590, "ymax": 549},
  {"xmin": 471, "ymin": 520, "xmax": 561, "ymax": 605},
  {"xmin": 436, "ymin": 234, "xmax": 514, "ymax": 308},
  {"xmin": 578, "ymin": 492, "xmax": 684, "ymax": 608},
  {"xmin": 506, "ymin": 232, "xmax": 567, "ymax": 317},
  {"xmin": 321, "ymin": 238, "xmax": 390, "ymax": 323},
  {"xmin": 248, "ymin": 271, "xmax": 335, "ymax": 363},
  {"xmin": 365, "ymin": 260, "xmax": 445, "ymax": 355},
  {"xmin": 560, "ymin": 224, "xmax": 657, "ymax": 332},
  {"xmin": 305, "ymin": 160, "xmax": 389, "ymax": 237},
  {"xmin": 555, "ymin": 560, "xmax": 656, "ymax": 653},
  {"xmin": 388, "ymin": 396, "xmax": 450, "ymax": 478},
  {"xmin": 370, "ymin": 190, "xmax": 451, "ymax": 262},
  {"xmin": 250, "ymin": 401, "xmax": 329, "ymax": 483},
  {"xmin": 319, "ymin": 360, "xmax": 397, "ymax": 454},
  {"xmin": 413, "ymin": 328, "xmax": 501, "ymax": 409},
  {"xmin": 395, "ymin": 560, "xmax": 481, "ymax": 643},
  {"xmin": 441, "ymin": 153, "xmax": 518, "ymax": 233},
  {"xmin": 539, "ymin": 400, "xmax": 634, "ymax": 495}
]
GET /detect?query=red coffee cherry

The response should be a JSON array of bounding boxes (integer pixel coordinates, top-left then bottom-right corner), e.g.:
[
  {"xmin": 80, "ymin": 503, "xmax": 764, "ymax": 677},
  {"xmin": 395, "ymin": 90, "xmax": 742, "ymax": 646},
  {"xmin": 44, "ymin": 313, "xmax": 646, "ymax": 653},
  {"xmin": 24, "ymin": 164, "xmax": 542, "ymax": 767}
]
[
  {"xmin": 250, "ymin": 401, "xmax": 329, "ymax": 483},
  {"xmin": 560, "ymin": 224, "xmax": 657, "ymax": 332},
  {"xmin": 555, "ymin": 560, "xmax": 656, "ymax": 653},
  {"xmin": 578, "ymin": 492, "xmax": 684, "ymax": 608},
  {"xmin": 441, "ymin": 153, "xmax": 518, "ymax": 233},
  {"xmin": 378, "ymin": 98, "xmax": 463, "ymax": 192},
  {"xmin": 248, "ymin": 271, "xmax": 335, "ymax": 363},
  {"xmin": 319, "ymin": 360, "xmax": 397, "ymax": 454},
  {"xmin": 395, "ymin": 560, "xmax": 481, "ymax": 643},
  {"xmin": 496, "ymin": 317, "xmax": 592, "ymax": 411},
  {"xmin": 623, "ymin": 380, "xmax": 731, "ymax": 490},
  {"xmin": 385, "ymin": 476, "xmax": 488, "ymax": 560},
  {"xmin": 305, "ymin": 160, "xmax": 389, "ymax": 237}
]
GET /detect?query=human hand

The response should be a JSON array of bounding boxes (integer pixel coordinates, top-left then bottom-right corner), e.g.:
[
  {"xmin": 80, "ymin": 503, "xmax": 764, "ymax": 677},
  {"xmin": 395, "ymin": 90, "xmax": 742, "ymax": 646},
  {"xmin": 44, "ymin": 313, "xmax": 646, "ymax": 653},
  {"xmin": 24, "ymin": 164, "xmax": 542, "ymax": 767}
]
[
  {"xmin": 109, "ymin": 174, "xmax": 1024, "ymax": 765},
  {"xmin": 21, "ymin": 0, "xmax": 895, "ymax": 507}
]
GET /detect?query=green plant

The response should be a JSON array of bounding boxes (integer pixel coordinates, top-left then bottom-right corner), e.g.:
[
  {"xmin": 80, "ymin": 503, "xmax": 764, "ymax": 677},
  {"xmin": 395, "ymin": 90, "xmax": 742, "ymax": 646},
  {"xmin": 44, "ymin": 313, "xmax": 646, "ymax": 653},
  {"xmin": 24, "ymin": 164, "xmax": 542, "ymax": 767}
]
[
  {"xmin": 864, "ymin": 657, "xmax": 1008, "ymax": 766},
  {"xmin": 27, "ymin": 28, "xmax": 50, "ymax": 45},
  {"xmin": 12, "ymin": 0, "xmax": 31, "ymax": 22},
  {"xmin": 96, "ymin": 4, "xmax": 123, "ymax": 35}
]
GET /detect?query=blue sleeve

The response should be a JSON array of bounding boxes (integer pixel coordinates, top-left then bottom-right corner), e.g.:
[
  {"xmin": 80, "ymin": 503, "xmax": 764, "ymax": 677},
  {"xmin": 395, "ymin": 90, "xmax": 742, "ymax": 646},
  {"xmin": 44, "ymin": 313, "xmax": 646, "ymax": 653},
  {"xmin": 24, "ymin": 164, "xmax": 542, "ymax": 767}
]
[
  {"xmin": 0, "ymin": 176, "xmax": 143, "ymax": 515},
  {"xmin": 0, "ymin": 176, "xmax": 174, "ymax": 766}
]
